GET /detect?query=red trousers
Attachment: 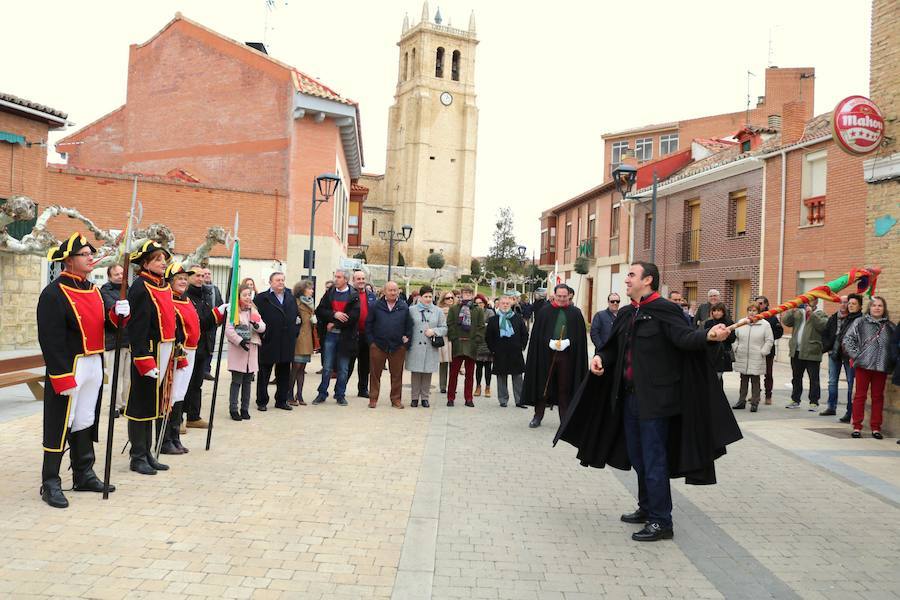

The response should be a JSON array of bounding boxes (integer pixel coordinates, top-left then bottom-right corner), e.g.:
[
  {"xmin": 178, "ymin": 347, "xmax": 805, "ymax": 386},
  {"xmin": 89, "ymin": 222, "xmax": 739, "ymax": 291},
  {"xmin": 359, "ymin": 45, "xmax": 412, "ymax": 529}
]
[
  {"xmin": 851, "ymin": 367, "xmax": 887, "ymax": 431},
  {"xmin": 448, "ymin": 356, "xmax": 475, "ymax": 402}
]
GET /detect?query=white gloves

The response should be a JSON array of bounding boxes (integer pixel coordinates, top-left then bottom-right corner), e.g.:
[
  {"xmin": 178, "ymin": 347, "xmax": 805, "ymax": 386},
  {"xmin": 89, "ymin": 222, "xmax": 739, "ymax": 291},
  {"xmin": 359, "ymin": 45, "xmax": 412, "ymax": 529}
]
[
  {"xmin": 549, "ymin": 339, "xmax": 571, "ymax": 351},
  {"xmin": 61, "ymin": 386, "xmax": 79, "ymax": 397},
  {"xmin": 145, "ymin": 368, "xmax": 160, "ymax": 380},
  {"xmin": 114, "ymin": 299, "xmax": 130, "ymax": 317},
  {"xmin": 218, "ymin": 303, "xmax": 229, "ymax": 316},
  {"xmin": 296, "ymin": 316, "xmax": 302, "ymax": 325}
]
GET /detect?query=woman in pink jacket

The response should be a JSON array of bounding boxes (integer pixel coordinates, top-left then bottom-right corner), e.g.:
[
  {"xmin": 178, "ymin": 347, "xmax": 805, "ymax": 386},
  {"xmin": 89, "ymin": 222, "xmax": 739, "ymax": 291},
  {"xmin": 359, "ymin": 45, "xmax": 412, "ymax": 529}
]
[{"xmin": 225, "ymin": 284, "xmax": 266, "ymax": 421}]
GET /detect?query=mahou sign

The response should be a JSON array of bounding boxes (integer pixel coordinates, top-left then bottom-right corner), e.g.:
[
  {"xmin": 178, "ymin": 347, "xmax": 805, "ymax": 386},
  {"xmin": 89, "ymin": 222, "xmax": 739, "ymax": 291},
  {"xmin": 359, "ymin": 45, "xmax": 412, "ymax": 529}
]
[{"xmin": 832, "ymin": 95, "xmax": 885, "ymax": 155}]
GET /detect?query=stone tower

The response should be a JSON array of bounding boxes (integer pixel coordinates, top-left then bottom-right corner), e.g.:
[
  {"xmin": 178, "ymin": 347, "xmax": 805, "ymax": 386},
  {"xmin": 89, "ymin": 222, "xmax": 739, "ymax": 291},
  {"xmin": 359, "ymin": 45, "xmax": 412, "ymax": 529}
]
[{"xmin": 383, "ymin": 3, "xmax": 479, "ymax": 270}]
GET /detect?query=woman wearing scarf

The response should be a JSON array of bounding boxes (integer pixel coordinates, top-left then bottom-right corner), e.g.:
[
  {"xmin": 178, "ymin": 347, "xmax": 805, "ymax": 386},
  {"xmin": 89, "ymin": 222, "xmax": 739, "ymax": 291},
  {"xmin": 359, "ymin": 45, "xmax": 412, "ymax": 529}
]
[
  {"xmin": 486, "ymin": 292, "xmax": 529, "ymax": 407},
  {"xmin": 290, "ymin": 280, "xmax": 317, "ymax": 405},
  {"xmin": 436, "ymin": 291, "xmax": 456, "ymax": 393},
  {"xmin": 405, "ymin": 286, "xmax": 448, "ymax": 407}
]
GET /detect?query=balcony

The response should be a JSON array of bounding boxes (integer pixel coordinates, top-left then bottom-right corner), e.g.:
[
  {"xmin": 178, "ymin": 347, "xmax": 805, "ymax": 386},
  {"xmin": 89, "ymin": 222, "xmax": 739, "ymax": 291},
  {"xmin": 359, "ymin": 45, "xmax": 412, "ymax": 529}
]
[
  {"xmin": 577, "ymin": 238, "xmax": 595, "ymax": 259},
  {"xmin": 678, "ymin": 229, "xmax": 701, "ymax": 263},
  {"xmin": 539, "ymin": 250, "xmax": 556, "ymax": 266}
]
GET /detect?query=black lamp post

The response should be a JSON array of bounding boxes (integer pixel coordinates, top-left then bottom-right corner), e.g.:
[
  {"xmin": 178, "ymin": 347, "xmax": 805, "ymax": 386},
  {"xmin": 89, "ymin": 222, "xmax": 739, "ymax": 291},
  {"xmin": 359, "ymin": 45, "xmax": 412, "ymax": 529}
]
[
  {"xmin": 379, "ymin": 224, "xmax": 413, "ymax": 281},
  {"xmin": 612, "ymin": 163, "xmax": 637, "ymax": 199},
  {"xmin": 307, "ymin": 173, "xmax": 342, "ymax": 283}
]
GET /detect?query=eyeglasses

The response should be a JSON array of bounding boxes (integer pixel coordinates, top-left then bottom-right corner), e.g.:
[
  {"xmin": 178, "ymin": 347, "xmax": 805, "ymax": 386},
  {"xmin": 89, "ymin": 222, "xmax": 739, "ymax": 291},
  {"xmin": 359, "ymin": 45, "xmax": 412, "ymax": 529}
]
[
  {"xmin": 609, "ymin": 299, "xmax": 620, "ymax": 304},
  {"xmin": 444, "ymin": 296, "xmax": 454, "ymax": 300},
  {"xmin": 72, "ymin": 251, "xmax": 94, "ymax": 258}
]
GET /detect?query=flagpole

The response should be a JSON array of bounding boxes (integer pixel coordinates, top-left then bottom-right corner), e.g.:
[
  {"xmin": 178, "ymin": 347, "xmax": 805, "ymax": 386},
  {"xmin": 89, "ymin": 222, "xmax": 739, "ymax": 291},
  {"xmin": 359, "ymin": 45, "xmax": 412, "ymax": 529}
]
[
  {"xmin": 206, "ymin": 216, "xmax": 239, "ymax": 451},
  {"xmin": 103, "ymin": 176, "xmax": 138, "ymax": 499}
]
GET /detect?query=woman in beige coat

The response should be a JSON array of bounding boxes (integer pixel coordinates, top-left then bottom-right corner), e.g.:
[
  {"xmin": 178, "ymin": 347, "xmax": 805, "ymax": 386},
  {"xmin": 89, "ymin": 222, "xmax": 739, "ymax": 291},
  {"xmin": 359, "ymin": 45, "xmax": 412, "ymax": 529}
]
[
  {"xmin": 437, "ymin": 290, "xmax": 456, "ymax": 393},
  {"xmin": 731, "ymin": 304, "xmax": 774, "ymax": 412},
  {"xmin": 290, "ymin": 280, "xmax": 316, "ymax": 405}
]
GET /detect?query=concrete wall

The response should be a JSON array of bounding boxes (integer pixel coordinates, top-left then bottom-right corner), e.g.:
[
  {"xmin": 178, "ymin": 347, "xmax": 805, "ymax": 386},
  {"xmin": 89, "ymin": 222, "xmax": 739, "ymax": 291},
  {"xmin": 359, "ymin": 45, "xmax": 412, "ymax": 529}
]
[{"xmin": 0, "ymin": 253, "xmax": 44, "ymax": 350}]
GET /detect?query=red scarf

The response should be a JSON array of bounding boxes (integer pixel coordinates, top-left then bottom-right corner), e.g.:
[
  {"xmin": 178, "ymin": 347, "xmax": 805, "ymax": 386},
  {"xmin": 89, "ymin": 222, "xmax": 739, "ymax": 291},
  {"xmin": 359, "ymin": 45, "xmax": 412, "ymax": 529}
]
[{"xmin": 630, "ymin": 291, "xmax": 660, "ymax": 308}]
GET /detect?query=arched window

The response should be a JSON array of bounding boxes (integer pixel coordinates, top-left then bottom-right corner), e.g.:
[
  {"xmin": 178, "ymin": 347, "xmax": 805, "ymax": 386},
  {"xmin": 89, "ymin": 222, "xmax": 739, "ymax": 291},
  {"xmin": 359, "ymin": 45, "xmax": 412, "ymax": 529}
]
[
  {"xmin": 451, "ymin": 50, "xmax": 461, "ymax": 81},
  {"xmin": 411, "ymin": 48, "xmax": 416, "ymax": 74},
  {"xmin": 435, "ymin": 47, "xmax": 445, "ymax": 78},
  {"xmin": 402, "ymin": 52, "xmax": 409, "ymax": 81}
]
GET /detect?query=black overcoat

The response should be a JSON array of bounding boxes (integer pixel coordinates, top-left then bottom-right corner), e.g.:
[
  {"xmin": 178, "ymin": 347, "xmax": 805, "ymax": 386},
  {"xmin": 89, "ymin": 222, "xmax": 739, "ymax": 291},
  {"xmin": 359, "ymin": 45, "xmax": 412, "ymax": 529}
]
[
  {"xmin": 521, "ymin": 303, "xmax": 588, "ymax": 407},
  {"xmin": 485, "ymin": 312, "xmax": 528, "ymax": 375},
  {"xmin": 254, "ymin": 290, "xmax": 300, "ymax": 365},
  {"xmin": 554, "ymin": 296, "xmax": 742, "ymax": 485}
]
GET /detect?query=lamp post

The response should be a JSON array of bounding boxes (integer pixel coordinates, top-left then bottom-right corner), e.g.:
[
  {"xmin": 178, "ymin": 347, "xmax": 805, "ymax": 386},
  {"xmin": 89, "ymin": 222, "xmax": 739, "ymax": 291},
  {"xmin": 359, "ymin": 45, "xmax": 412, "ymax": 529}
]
[
  {"xmin": 307, "ymin": 173, "xmax": 342, "ymax": 285},
  {"xmin": 379, "ymin": 224, "xmax": 413, "ymax": 281},
  {"xmin": 515, "ymin": 244, "xmax": 528, "ymax": 297}
]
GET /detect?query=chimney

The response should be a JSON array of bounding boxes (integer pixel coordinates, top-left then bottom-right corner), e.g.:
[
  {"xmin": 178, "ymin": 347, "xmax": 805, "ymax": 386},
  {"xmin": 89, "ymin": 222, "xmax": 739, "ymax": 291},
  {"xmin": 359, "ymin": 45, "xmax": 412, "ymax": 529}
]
[
  {"xmin": 781, "ymin": 101, "xmax": 807, "ymax": 145},
  {"xmin": 768, "ymin": 114, "xmax": 782, "ymax": 130}
]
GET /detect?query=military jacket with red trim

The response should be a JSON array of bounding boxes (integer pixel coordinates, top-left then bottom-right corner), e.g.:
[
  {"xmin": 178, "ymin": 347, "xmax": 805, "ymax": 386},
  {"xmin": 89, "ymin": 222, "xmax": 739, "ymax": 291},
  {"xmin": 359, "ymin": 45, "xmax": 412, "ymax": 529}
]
[
  {"xmin": 128, "ymin": 271, "xmax": 177, "ymax": 376},
  {"xmin": 36, "ymin": 271, "xmax": 126, "ymax": 394}
]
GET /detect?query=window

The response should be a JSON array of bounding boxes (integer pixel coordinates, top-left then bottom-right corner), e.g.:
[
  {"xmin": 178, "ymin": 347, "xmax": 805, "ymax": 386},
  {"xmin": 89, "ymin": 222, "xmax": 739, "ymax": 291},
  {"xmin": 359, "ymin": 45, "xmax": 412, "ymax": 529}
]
[
  {"xmin": 541, "ymin": 228, "xmax": 549, "ymax": 252},
  {"xmin": 741, "ymin": 139, "xmax": 751, "ymax": 152},
  {"xmin": 660, "ymin": 133, "xmax": 678, "ymax": 155},
  {"xmin": 684, "ymin": 281, "xmax": 698, "ymax": 306},
  {"xmin": 451, "ymin": 50, "xmax": 461, "ymax": 81},
  {"xmin": 435, "ymin": 47, "xmax": 445, "ymax": 78},
  {"xmin": 403, "ymin": 52, "xmax": 409, "ymax": 81},
  {"xmin": 564, "ymin": 221, "xmax": 572, "ymax": 248},
  {"xmin": 610, "ymin": 141, "xmax": 628, "ymax": 167},
  {"xmin": 643, "ymin": 212, "xmax": 653, "ymax": 250},
  {"xmin": 411, "ymin": 48, "xmax": 416, "ymax": 74},
  {"xmin": 371, "ymin": 219, "xmax": 377, "ymax": 236},
  {"xmin": 796, "ymin": 270, "xmax": 825, "ymax": 299},
  {"xmin": 731, "ymin": 279, "xmax": 751, "ymax": 319},
  {"xmin": 549, "ymin": 226, "xmax": 556, "ymax": 250},
  {"xmin": 729, "ymin": 189, "xmax": 748, "ymax": 237},
  {"xmin": 348, "ymin": 201, "xmax": 361, "ymax": 246},
  {"xmin": 587, "ymin": 213, "xmax": 596, "ymax": 239},
  {"xmin": 610, "ymin": 204, "xmax": 620, "ymax": 237},
  {"xmin": 635, "ymin": 137, "xmax": 653, "ymax": 162},
  {"xmin": 801, "ymin": 150, "xmax": 827, "ymax": 226}
]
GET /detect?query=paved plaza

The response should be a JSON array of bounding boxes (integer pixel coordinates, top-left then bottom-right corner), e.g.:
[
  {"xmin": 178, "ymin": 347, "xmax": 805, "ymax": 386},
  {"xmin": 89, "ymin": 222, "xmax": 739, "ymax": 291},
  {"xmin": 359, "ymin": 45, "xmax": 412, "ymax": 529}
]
[{"xmin": 0, "ymin": 360, "xmax": 898, "ymax": 600}]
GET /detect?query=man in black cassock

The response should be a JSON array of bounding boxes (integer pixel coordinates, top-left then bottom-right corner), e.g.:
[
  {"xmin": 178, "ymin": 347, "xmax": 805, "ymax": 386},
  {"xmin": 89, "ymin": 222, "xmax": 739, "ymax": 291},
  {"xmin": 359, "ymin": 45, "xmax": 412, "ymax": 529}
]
[
  {"xmin": 555, "ymin": 261, "xmax": 741, "ymax": 542},
  {"xmin": 521, "ymin": 284, "xmax": 588, "ymax": 428}
]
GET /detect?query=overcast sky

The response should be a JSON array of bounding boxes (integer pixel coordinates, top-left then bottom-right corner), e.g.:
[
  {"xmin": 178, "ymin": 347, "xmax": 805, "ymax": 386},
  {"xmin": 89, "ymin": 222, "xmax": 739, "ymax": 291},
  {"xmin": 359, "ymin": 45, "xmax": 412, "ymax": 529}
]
[{"xmin": 4, "ymin": 0, "xmax": 871, "ymax": 255}]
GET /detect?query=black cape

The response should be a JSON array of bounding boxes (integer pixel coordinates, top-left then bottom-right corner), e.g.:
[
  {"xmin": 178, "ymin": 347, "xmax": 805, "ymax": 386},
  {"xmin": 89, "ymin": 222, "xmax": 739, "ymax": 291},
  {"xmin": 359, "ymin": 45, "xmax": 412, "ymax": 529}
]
[
  {"xmin": 522, "ymin": 303, "xmax": 588, "ymax": 407},
  {"xmin": 554, "ymin": 299, "xmax": 742, "ymax": 485}
]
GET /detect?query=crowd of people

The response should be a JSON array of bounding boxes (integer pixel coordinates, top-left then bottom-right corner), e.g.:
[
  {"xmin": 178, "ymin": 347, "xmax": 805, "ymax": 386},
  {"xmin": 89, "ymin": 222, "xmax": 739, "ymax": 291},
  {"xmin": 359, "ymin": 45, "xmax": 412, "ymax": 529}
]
[{"xmin": 33, "ymin": 232, "xmax": 899, "ymax": 533}]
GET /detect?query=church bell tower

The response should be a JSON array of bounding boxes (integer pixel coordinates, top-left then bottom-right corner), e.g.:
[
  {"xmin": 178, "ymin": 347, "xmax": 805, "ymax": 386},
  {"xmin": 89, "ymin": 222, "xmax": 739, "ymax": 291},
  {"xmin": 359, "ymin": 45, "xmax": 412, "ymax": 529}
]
[{"xmin": 383, "ymin": 3, "xmax": 479, "ymax": 271}]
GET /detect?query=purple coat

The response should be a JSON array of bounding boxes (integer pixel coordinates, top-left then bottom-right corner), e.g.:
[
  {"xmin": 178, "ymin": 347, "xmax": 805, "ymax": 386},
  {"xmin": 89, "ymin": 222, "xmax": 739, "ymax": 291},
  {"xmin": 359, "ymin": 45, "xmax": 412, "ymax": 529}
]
[{"xmin": 226, "ymin": 306, "xmax": 266, "ymax": 373}]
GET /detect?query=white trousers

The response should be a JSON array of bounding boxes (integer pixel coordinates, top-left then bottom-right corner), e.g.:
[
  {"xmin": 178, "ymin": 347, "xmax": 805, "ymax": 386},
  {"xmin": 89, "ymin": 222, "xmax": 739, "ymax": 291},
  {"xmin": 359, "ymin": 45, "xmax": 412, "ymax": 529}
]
[
  {"xmin": 69, "ymin": 354, "xmax": 103, "ymax": 433},
  {"xmin": 104, "ymin": 347, "xmax": 131, "ymax": 410},
  {"xmin": 172, "ymin": 348, "xmax": 196, "ymax": 403}
]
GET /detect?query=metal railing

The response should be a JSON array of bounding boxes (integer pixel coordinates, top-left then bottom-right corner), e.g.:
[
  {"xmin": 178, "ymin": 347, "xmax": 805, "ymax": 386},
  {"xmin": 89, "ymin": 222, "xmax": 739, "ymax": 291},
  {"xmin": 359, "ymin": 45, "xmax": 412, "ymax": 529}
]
[
  {"xmin": 577, "ymin": 238, "xmax": 595, "ymax": 258},
  {"xmin": 678, "ymin": 229, "xmax": 701, "ymax": 263}
]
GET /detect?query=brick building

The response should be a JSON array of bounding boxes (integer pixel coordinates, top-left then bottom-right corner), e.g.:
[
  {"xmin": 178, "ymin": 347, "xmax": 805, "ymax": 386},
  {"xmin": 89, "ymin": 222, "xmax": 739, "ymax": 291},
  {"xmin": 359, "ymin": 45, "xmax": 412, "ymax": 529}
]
[
  {"xmin": 0, "ymin": 93, "xmax": 69, "ymax": 348},
  {"xmin": 631, "ymin": 129, "xmax": 776, "ymax": 316},
  {"xmin": 54, "ymin": 13, "xmax": 365, "ymax": 287}
]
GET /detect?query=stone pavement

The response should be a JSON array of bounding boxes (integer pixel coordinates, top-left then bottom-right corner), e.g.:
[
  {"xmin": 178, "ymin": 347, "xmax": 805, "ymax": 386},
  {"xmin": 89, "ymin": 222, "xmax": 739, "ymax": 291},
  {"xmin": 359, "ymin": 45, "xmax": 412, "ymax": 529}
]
[{"xmin": 0, "ymin": 359, "xmax": 898, "ymax": 600}]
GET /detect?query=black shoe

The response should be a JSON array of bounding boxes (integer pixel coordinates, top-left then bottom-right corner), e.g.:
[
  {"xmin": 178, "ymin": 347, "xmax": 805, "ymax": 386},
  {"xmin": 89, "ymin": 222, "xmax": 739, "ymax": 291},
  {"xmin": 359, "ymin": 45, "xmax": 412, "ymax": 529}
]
[
  {"xmin": 421, "ymin": 400, "xmax": 430, "ymax": 408},
  {"xmin": 358, "ymin": 391, "xmax": 370, "ymax": 398},
  {"xmin": 336, "ymin": 398, "xmax": 348, "ymax": 406},
  {"xmin": 632, "ymin": 522, "xmax": 674, "ymax": 542},
  {"xmin": 516, "ymin": 403, "xmax": 527, "ymax": 409},
  {"xmin": 159, "ymin": 440, "xmax": 183, "ymax": 455},
  {"xmin": 146, "ymin": 453, "xmax": 169, "ymax": 471},
  {"xmin": 174, "ymin": 439, "xmax": 189, "ymax": 454},
  {"xmin": 750, "ymin": 404, "xmax": 759, "ymax": 413},
  {"xmin": 257, "ymin": 404, "xmax": 268, "ymax": 412},
  {"xmin": 203, "ymin": 373, "xmax": 216, "ymax": 381},
  {"xmin": 447, "ymin": 400, "xmax": 454, "ymax": 407},
  {"xmin": 819, "ymin": 408, "xmax": 837, "ymax": 416},
  {"xmin": 839, "ymin": 414, "xmax": 851, "ymax": 423},
  {"xmin": 732, "ymin": 401, "xmax": 746, "ymax": 410},
  {"xmin": 40, "ymin": 481, "xmax": 69, "ymax": 508},
  {"xmin": 529, "ymin": 417, "xmax": 541, "ymax": 428},
  {"xmin": 465, "ymin": 400, "xmax": 475, "ymax": 407},
  {"xmin": 440, "ymin": 389, "xmax": 447, "ymax": 394},
  {"xmin": 851, "ymin": 430, "xmax": 862, "ymax": 438},
  {"xmin": 411, "ymin": 400, "xmax": 419, "ymax": 407},
  {"xmin": 130, "ymin": 457, "xmax": 157, "ymax": 475},
  {"xmin": 620, "ymin": 509, "xmax": 649, "ymax": 524},
  {"xmin": 241, "ymin": 410, "xmax": 251, "ymax": 420},
  {"xmin": 274, "ymin": 403, "xmax": 293, "ymax": 411},
  {"xmin": 230, "ymin": 410, "xmax": 242, "ymax": 421},
  {"xmin": 873, "ymin": 431, "xmax": 883, "ymax": 440},
  {"xmin": 312, "ymin": 395, "xmax": 327, "ymax": 405},
  {"xmin": 499, "ymin": 402, "xmax": 508, "ymax": 407}
]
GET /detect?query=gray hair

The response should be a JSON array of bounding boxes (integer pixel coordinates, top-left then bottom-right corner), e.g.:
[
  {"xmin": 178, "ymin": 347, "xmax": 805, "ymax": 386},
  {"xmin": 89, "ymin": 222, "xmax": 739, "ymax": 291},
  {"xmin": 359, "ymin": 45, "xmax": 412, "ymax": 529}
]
[
  {"xmin": 334, "ymin": 268, "xmax": 351, "ymax": 279},
  {"xmin": 707, "ymin": 289, "xmax": 720, "ymax": 297}
]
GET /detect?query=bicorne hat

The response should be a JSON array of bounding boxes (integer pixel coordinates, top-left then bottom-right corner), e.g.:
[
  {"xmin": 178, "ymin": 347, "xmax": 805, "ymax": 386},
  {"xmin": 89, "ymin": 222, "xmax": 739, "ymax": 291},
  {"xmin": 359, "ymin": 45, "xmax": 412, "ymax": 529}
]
[{"xmin": 47, "ymin": 232, "xmax": 96, "ymax": 262}]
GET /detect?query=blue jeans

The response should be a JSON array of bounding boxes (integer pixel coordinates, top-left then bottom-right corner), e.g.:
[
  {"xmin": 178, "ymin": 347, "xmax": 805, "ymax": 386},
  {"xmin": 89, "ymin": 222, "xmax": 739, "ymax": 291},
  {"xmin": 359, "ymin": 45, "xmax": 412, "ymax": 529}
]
[
  {"xmin": 623, "ymin": 394, "xmax": 673, "ymax": 528},
  {"xmin": 826, "ymin": 354, "xmax": 854, "ymax": 414},
  {"xmin": 317, "ymin": 332, "xmax": 350, "ymax": 400}
]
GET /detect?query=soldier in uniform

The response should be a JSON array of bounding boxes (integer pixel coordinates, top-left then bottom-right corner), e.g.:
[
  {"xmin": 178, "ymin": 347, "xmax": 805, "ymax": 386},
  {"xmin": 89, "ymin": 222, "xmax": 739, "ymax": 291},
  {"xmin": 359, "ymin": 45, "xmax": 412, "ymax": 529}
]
[
  {"xmin": 165, "ymin": 263, "xmax": 225, "ymax": 454},
  {"xmin": 37, "ymin": 232, "xmax": 130, "ymax": 508},
  {"xmin": 124, "ymin": 241, "xmax": 176, "ymax": 475}
]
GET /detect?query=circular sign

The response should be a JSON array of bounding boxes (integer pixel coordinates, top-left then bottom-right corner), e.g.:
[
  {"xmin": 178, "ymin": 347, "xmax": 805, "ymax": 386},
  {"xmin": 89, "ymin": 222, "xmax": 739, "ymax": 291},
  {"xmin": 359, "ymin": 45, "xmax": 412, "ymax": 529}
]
[{"xmin": 832, "ymin": 95, "xmax": 885, "ymax": 155}]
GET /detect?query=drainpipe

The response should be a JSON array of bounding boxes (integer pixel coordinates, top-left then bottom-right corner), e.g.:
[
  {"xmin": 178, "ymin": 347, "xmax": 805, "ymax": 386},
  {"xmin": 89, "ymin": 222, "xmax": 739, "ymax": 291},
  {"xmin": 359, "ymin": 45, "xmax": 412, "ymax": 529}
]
[
  {"xmin": 776, "ymin": 150, "xmax": 786, "ymax": 305},
  {"xmin": 758, "ymin": 161, "xmax": 766, "ymax": 297}
]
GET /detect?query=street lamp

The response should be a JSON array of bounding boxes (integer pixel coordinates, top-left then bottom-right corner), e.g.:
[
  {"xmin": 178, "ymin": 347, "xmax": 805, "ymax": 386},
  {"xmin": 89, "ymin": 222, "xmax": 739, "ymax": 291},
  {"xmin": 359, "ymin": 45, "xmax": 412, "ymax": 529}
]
[
  {"xmin": 612, "ymin": 163, "xmax": 637, "ymax": 199},
  {"xmin": 378, "ymin": 224, "xmax": 413, "ymax": 281},
  {"xmin": 307, "ymin": 173, "xmax": 342, "ymax": 284}
]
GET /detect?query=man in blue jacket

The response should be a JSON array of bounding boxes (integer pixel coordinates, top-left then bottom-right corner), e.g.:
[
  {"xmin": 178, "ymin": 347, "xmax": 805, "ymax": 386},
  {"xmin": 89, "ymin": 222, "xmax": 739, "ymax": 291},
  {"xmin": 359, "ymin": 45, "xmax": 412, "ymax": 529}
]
[
  {"xmin": 590, "ymin": 293, "xmax": 620, "ymax": 350},
  {"xmin": 366, "ymin": 281, "xmax": 413, "ymax": 409}
]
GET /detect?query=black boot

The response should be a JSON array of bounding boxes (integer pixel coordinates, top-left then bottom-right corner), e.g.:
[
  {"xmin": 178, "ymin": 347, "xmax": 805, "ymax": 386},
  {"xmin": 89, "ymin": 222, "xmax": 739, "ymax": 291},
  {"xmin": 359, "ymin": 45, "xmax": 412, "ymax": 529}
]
[
  {"xmin": 411, "ymin": 399, "xmax": 419, "ymax": 408},
  {"xmin": 128, "ymin": 420, "xmax": 156, "ymax": 475},
  {"xmin": 145, "ymin": 421, "xmax": 169, "ymax": 471},
  {"xmin": 160, "ymin": 412, "xmax": 183, "ymax": 455},
  {"xmin": 40, "ymin": 450, "xmax": 69, "ymax": 508},
  {"xmin": 172, "ymin": 402, "xmax": 189, "ymax": 453},
  {"xmin": 732, "ymin": 400, "xmax": 746, "ymax": 410},
  {"xmin": 70, "ymin": 428, "xmax": 114, "ymax": 493}
]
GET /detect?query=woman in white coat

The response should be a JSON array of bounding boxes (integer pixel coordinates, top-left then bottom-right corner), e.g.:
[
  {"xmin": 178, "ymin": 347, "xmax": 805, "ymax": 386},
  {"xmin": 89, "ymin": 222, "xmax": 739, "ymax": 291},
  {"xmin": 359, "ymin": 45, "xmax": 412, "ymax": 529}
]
[
  {"xmin": 731, "ymin": 303, "xmax": 774, "ymax": 412},
  {"xmin": 406, "ymin": 286, "xmax": 448, "ymax": 408}
]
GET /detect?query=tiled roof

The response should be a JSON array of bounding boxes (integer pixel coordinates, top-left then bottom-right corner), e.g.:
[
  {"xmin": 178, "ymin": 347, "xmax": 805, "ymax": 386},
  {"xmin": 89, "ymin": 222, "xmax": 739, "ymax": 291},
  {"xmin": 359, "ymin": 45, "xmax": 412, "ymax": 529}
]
[
  {"xmin": 799, "ymin": 112, "xmax": 831, "ymax": 143},
  {"xmin": 0, "ymin": 92, "xmax": 67, "ymax": 120},
  {"xmin": 694, "ymin": 138, "xmax": 737, "ymax": 153},
  {"xmin": 350, "ymin": 183, "xmax": 369, "ymax": 193},
  {"xmin": 292, "ymin": 70, "xmax": 355, "ymax": 106}
]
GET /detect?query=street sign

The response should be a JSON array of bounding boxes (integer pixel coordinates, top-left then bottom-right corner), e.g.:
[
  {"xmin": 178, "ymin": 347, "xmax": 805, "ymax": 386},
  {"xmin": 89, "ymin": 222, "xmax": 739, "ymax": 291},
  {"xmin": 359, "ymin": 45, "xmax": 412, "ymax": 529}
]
[{"xmin": 303, "ymin": 250, "xmax": 315, "ymax": 270}]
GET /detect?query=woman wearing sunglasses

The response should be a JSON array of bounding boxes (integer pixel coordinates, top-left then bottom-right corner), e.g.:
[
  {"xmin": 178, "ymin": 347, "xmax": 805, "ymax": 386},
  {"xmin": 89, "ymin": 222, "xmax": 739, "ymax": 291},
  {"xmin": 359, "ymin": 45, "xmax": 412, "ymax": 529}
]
[{"xmin": 436, "ymin": 291, "xmax": 456, "ymax": 393}]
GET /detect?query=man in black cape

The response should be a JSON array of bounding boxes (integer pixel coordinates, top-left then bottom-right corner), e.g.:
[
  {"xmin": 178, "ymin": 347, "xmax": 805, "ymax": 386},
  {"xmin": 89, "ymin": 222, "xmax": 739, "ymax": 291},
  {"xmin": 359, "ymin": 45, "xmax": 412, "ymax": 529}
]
[
  {"xmin": 555, "ymin": 262, "xmax": 741, "ymax": 542},
  {"xmin": 522, "ymin": 283, "xmax": 588, "ymax": 428}
]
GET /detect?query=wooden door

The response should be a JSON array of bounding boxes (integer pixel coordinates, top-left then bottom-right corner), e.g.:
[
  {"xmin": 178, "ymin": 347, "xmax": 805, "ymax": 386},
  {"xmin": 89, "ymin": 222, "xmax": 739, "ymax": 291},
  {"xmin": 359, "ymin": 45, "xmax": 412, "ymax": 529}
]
[{"xmin": 687, "ymin": 199, "xmax": 701, "ymax": 261}]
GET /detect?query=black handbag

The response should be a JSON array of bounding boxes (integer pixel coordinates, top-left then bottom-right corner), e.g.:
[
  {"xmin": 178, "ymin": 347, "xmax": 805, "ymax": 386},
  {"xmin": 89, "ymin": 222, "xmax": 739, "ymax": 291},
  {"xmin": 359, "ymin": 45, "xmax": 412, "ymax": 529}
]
[{"xmin": 421, "ymin": 309, "xmax": 445, "ymax": 347}]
